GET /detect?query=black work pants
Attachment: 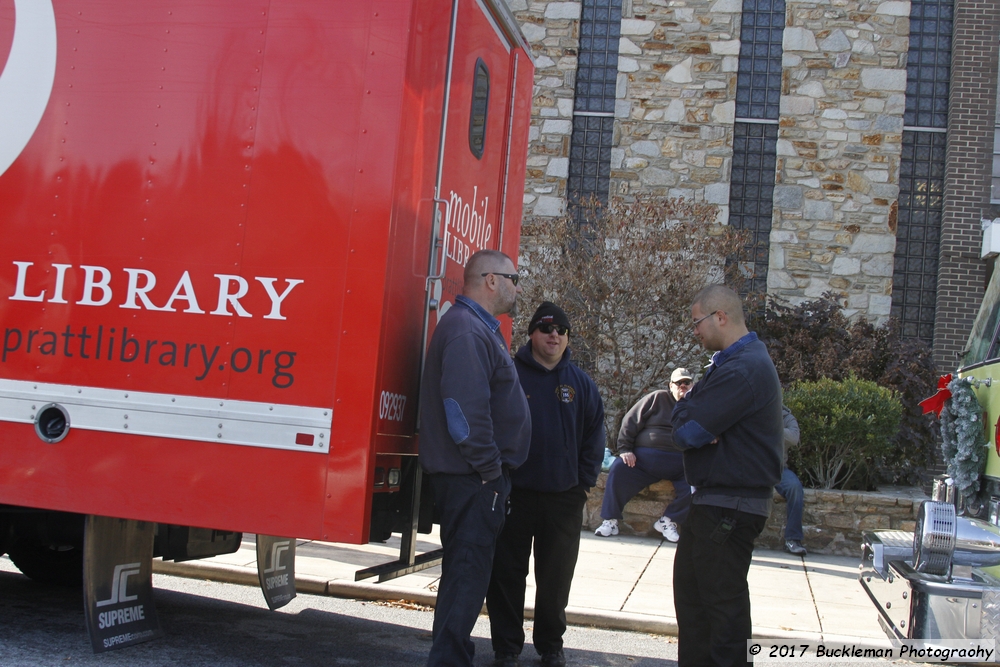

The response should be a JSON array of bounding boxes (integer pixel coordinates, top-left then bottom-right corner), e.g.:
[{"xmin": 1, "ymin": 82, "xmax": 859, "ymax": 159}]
[
  {"xmin": 427, "ymin": 471, "xmax": 511, "ymax": 667},
  {"xmin": 673, "ymin": 503, "xmax": 766, "ymax": 667},
  {"xmin": 486, "ymin": 484, "xmax": 588, "ymax": 657}
]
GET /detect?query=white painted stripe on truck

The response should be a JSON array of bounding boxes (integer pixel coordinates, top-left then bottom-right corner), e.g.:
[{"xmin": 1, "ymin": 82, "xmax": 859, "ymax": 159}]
[{"xmin": 0, "ymin": 379, "xmax": 332, "ymax": 453}]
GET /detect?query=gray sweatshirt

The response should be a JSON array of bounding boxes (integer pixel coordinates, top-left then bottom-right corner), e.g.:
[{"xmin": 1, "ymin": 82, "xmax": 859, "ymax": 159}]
[{"xmin": 617, "ymin": 390, "xmax": 680, "ymax": 454}]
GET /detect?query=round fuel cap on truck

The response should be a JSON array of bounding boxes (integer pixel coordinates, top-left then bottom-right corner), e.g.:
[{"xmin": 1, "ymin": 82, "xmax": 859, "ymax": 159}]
[{"xmin": 34, "ymin": 403, "xmax": 70, "ymax": 443}]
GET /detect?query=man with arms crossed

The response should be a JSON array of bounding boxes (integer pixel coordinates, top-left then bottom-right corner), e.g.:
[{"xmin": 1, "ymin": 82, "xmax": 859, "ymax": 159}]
[
  {"xmin": 419, "ymin": 250, "xmax": 532, "ymax": 667},
  {"xmin": 671, "ymin": 284, "xmax": 783, "ymax": 667}
]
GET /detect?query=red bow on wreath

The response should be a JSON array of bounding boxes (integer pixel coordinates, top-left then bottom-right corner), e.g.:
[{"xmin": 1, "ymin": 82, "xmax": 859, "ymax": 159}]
[{"xmin": 919, "ymin": 373, "xmax": 953, "ymax": 417}]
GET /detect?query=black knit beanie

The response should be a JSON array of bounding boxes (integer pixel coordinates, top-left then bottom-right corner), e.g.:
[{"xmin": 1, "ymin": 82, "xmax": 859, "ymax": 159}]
[{"xmin": 528, "ymin": 301, "xmax": 572, "ymax": 334}]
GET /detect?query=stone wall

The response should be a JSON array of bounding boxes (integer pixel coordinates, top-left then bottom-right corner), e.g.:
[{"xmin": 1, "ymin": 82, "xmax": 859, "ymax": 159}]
[
  {"xmin": 509, "ymin": 0, "xmax": 580, "ymax": 220},
  {"xmin": 584, "ymin": 472, "xmax": 925, "ymax": 556},
  {"xmin": 768, "ymin": 0, "xmax": 909, "ymax": 318},
  {"xmin": 611, "ymin": 0, "xmax": 740, "ymax": 211},
  {"xmin": 508, "ymin": 0, "xmax": 928, "ymax": 325}
]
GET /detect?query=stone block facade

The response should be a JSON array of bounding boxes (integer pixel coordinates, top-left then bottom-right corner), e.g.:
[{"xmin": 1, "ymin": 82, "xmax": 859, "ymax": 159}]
[
  {"xmin": 770, "ymin": 0, "xmax": 908, "ymax": 315},
  {"xmin": 584, "ymin": 472, "xmax": 925, "ymax": 556},
  {"xmin": 506, "ymin": 0, "xmax": 1000, "ymax": 365},
  {"xmin": 508, "ymin": 0, "xmax": 580, "ymax": 219}
]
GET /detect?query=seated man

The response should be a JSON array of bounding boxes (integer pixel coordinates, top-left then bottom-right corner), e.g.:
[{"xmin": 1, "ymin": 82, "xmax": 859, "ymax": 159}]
[
  {"xmin": 595, "ymin": 368, "xmax": 693, "ymax": 542},
  {"xmin": 778, "ymin": 405, "xmax": 806, "ymax": 556}
]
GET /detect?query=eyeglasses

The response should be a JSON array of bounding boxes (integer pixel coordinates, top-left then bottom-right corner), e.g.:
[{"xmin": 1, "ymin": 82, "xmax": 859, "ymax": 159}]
[
  {"xmin": 536, "ymin": 323, "xmax": 568, "ymax": 336},
  {"xmin": 482, "ymin": 272, "xmax": 519, "ymax": 286},
  {"xmin": 672, "ymin": 379, "xmax": 692, "ymax": 387},
  {"xmin": 692, "ymin": 310, "xmax": 719, "ymax": 330}
]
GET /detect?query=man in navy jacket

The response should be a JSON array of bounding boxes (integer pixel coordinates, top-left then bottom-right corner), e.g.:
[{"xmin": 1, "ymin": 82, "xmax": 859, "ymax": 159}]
[
  {"xmin": 419, "ymin": 249, "xmax": 531, "ymax": 667},
  {"xmin": 671, "ymin": 285, "xmax": 783, "ymax": 667},
  {"xmin": 486, "ymin": 302, "xmax": 604, "ymax": 667}
]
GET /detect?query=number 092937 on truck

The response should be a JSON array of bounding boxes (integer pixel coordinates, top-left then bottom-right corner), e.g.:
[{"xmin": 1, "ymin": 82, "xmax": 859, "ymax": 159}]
[{"xmin": 0, "ymin": 0, "xmax": 533, "ymax": 651}]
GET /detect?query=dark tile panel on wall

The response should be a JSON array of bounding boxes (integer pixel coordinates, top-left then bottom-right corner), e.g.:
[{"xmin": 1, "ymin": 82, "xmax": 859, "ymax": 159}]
[
  {"xmin": 893, "ymin": 131, "xmax": 945, "ymax": 345},
  {"xmin": 731, "ymin": 122, "xmax": 778, "ymax": 295},
  {"xmin": 730, "ymin": 0, "xmax": 783, "ymax": 297},
  {"xmin": 568, "ymin": 116, "xmax": 615, "ymax": 205},
  {"xmin": 735, "ymin": 0, "xmax": 785, "ymax": 121},
  {"xmin": 905, "ymin": 0, "xmax": 953, "ymax": 129},
  {"xmin": 575, "ymin": 0, "xmax": 622, "ymax": 114},
  {"xmin": 568, "ymin": 0, "xmax": 622, "ymax": 208}
]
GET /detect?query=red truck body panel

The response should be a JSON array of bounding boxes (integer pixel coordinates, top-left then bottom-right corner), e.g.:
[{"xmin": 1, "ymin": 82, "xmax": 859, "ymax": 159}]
[{"xmin": 0, "ymin": 0, "xmax": 531, "ymax": 543}]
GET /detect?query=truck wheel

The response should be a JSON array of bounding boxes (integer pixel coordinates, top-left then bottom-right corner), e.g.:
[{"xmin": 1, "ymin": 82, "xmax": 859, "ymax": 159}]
[{"xmin": 7, "ymin": 538, "xmax": 83, "ymax": 587}]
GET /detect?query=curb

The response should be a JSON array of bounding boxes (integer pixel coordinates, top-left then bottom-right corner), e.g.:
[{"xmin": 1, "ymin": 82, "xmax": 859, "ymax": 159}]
[
  {"xmin": 153, "ymin": 561, "xmax": 679, "ymax": 636},
  {"xmin": 153, "ymin": 560, "xmax": 437, "ymax": 606},
  {"xmin": 154, "ymin": 560, "xmax": 863, "ymax": 644}
]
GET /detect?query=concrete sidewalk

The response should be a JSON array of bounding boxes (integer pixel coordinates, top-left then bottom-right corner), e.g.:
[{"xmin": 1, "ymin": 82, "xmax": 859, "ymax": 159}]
[{"xmin": 153, "ymin": 529, "xmax": 888, "ymax": 644}]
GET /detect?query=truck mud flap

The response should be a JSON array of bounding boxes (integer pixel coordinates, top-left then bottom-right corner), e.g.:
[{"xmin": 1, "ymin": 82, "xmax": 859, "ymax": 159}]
[
  {"xmin": 82, "ymin": 516, "xmax": 163, "ymax": 653},
  {"xmin": 256, "ymin": 535, "xmax": 296, "ymax": 610}
]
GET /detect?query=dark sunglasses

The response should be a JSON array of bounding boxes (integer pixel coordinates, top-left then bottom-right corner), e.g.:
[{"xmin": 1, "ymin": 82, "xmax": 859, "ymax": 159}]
[
  {"xmin": 673, "ymin": 379, "xmax": 692, "ymax": 387},
  {"xmin": 536, "ymin": 323, "xmax": 569, "ymax": 336},
  {"xmin": 481, "ymin": 272, "xmax": 519, "ymax": 286}
]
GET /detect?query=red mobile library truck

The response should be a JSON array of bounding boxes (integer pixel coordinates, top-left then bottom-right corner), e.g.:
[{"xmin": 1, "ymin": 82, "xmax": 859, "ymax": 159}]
[{"xmin": 0, "ymin": 0, "xmax": 532, "ymax": 649}]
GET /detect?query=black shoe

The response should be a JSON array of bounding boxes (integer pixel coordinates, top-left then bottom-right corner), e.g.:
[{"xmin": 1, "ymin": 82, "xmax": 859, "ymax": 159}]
[
  {"xmin": 493, "ymin": 653, "xmax": 520, "ymax": 667},
  {"xmin": 540, "ymin": 650, "xmax": 566, "ymax": 667},
  {"xmin": 785, "ymin": 539, "xmax": 807, "ymax": 556}
]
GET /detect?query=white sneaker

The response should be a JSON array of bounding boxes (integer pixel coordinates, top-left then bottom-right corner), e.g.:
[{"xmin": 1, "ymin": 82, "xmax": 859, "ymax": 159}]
[
  {"xmin": 660, "ymin": 519, "xmax": 680, "ymax": 543},
  {"xmin": 594, "ymin": 519, "xmax": 619, "ymax": 537},
  {"xmin": 653, "ymin": 516, "xmax": 669, "ymax": 533}
]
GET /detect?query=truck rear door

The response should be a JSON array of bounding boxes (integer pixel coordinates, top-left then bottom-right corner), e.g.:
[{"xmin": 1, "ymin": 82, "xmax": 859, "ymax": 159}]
[
  {"xmin": 430, "ymin": 0, "xmax": 525, "ymax": 322},
  {"xmin": 373, "ymin": 0, "xmax": 530, "ymax": 453}
]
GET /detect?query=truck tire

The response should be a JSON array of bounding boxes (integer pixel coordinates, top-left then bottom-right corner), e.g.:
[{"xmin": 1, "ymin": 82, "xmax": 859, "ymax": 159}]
[{"xmin": 7, "ymin": 538, "xmax": 83, "ymax": 587}]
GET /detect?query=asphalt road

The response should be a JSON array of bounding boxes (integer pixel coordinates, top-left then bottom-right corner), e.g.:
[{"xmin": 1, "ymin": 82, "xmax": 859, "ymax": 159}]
[
  {"xmin": 0, "ymin": 556, "xmax": 910, "ymax": 667},
  {"xmin": 0, "ymin": 556, "xmax": 681, "ymax": 667}
]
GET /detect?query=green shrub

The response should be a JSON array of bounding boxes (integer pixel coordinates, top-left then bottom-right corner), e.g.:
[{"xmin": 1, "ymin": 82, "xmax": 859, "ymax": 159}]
[
  {"xmin": 784, "ymin": 376, "xmax": 903, "ymax": 490},
  {"xmin": 752, "ymin": 294, "xmax": 938, "ymax": 486}
]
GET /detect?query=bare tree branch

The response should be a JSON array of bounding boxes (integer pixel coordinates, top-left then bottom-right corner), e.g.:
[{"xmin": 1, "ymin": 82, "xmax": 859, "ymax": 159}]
[{"xmin": 516, "ymin": 195, "xmax": 749, "ymax": 449}]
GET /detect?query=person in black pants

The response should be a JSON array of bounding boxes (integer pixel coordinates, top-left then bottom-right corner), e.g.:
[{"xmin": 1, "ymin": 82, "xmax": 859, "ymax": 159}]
[
  {"xmin": 486, "ymin": 302, "xmax": 605, "ymax": 667},
  {"xmin": 419, "ymin": 250, "xmax": 531, "ymax": 667},
  {"xmin": 671, "ymin": 285, "xmax": 783, "ymax": 667}
]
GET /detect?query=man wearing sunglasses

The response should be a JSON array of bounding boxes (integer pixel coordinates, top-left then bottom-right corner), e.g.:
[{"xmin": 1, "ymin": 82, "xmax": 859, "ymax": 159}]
[
  {"xmin": 419, "ymin": 249, "xmax": 531, "ymax": 667},
  {"xmin": 486, "ymin": 302, "xmax": 604, "ymax": 667},
  {"xmin": 670, "ymin": 284, "xmax": 783, "ymax": 667},
  {"xmin": 594, "ymin": 367, "xmax": 695, "ymax": 543}
]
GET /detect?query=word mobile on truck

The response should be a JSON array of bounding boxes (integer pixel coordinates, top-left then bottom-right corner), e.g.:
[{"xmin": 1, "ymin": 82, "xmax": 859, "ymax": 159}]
[{"xmin": 0, "ymin": 0, "xmax": 533, "ymax": 651}]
